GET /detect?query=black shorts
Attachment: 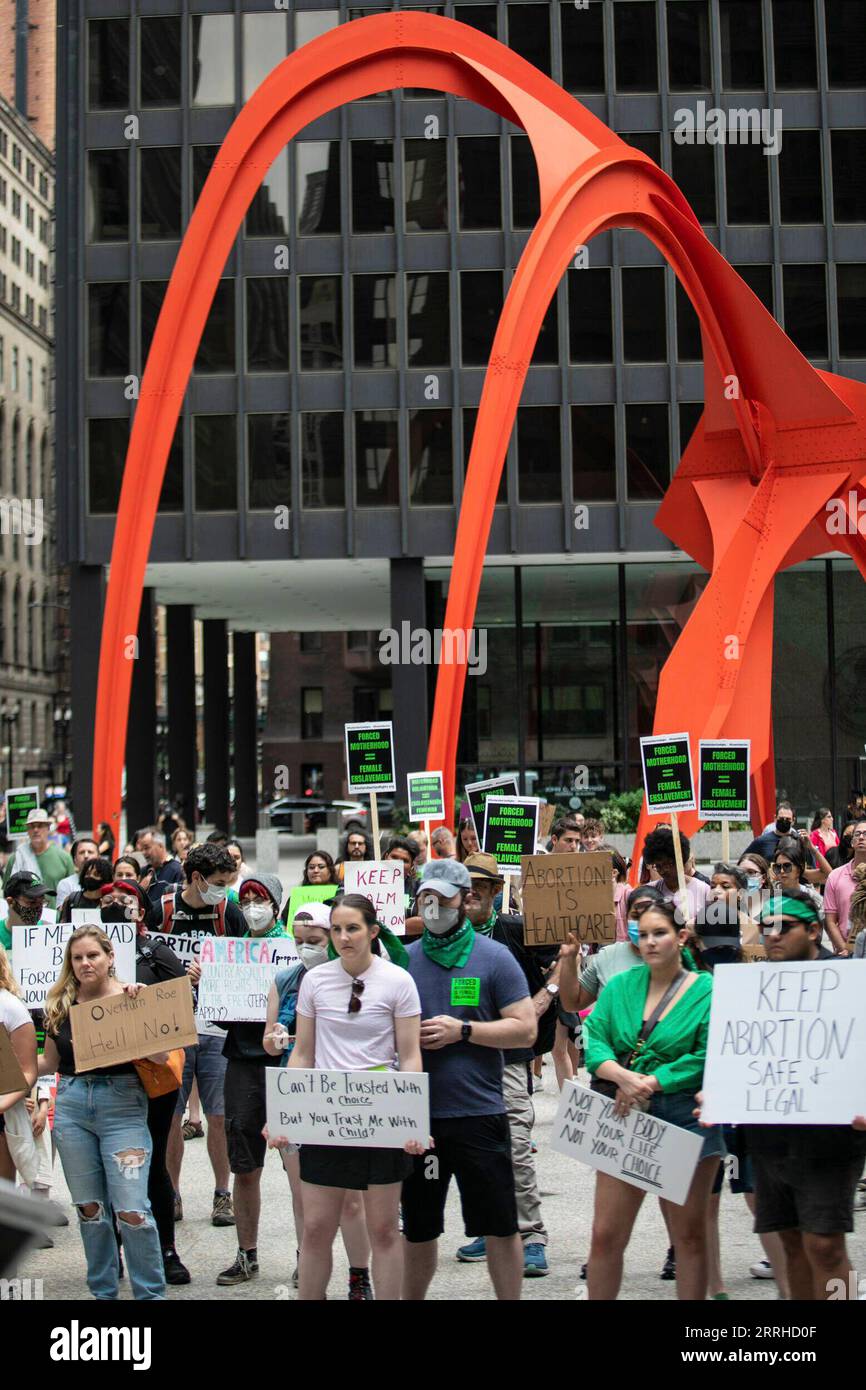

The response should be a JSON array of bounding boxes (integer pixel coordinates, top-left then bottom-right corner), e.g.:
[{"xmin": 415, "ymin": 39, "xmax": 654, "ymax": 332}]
[
  {"xmin": 752, "ymin": 1151, "xmax": 866, "ymax": 1235},
  {"xmin": 401, "ymin": 1113, "xmax": 518, "ymax": 1243},
  {"xmin": 299, "ymin": 1143, "xmax": 413, "ymax": 1190},
  {"xmin": 224, "ymin": 1059, "xmax": 269, "ymax": 1174}
]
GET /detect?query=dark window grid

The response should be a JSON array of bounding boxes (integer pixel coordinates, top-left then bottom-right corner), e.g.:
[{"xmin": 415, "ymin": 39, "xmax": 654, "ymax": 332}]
[{"xmin": 138, "ymin": 15, "xmax": 183, "ymax": 110}]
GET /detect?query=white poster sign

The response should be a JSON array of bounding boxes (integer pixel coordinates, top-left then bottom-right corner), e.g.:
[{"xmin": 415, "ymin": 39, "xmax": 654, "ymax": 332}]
[
  {"xmin": 343, "ymin": 861, "xmax": 406, "ymax": 935},
  {"xmin": 12, "ymin": 920, "xmax": 136, "ymax": 1009},
  {"xmin": 702, "ymin": 960, "xmax": 866, "ymax": 1124},
  {"xmin": 551, "ymin": 1080, "xmax": 703, "ymax": 1205},
  {"xmin": 196, "ymin": 936, "xmax": 300, "ymax": 1023},
  {"xmin": 266, "ymin": 1067, "xmax": 429, "ymax": 1148}
]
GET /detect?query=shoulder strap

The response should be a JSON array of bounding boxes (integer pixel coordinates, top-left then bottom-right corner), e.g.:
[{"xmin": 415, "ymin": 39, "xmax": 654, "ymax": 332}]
[
  {"xmin": 160, "ymin": 893, "xmax": 175, "ymax": 933},
  {"xmin": 215, "ymin": 899, "xmax": 227, "ymax": 937},
  {"xmin": 638, "ymin": 970, "xmax": 689, "ymax": 1045}
]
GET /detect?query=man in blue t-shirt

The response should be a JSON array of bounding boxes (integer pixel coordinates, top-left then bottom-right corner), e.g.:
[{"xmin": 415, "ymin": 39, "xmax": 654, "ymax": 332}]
[{"xmin": 402, "ymin": 858, "xmax": 536, "ymax": 1301}]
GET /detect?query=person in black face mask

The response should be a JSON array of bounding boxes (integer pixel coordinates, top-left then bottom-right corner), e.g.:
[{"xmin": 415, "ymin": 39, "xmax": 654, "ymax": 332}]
[
  {"xmin": 2, "ymin": 872, "xmax": 50, "ymax": 949},
  {"xmin": 58, "ymin": 855, "xmax": 115, "ymax": 923}
]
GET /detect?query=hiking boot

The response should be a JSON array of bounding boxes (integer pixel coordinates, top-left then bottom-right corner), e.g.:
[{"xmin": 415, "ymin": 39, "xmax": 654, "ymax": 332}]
[
  {"xmin": 348, "ymin": 1267, "xmax": 374, "ymax": 1300},
  {"xmin": 211, "ymin": 1191, "xmax": 235, "ymax": 1227},
  {"xmin": 173, "ymin": 1191, "xmax": 183, "ymax": 1223},
  {"xmin": 456, "ymin": 1235, "xmax": 487, "ymax": 1262},
  {"xmin": 163, "ymin": 1248, "xmax": 191, "ymax": 1285},
  {"xmin": 660, "ymin": 1245, "xmax": 676, "ymax": 1280},
  {"xmin": 216, "ymin": 1249, "xmax": 258, "ymax": 1285}
]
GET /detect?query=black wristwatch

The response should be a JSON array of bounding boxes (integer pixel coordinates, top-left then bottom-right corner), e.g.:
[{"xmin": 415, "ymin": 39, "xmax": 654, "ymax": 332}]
[{"xmin": 461, "ymin": 1022, "xmax": 473, "ymax": 1043}]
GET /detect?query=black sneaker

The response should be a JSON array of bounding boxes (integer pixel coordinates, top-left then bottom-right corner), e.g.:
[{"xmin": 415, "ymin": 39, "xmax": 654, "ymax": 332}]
[
  {"xmin": 660, "ymin": 1246, "xmax": 676, "ymax": 1280},
  {"xmin": 348, "ymin": 1267, "xmax": 374, "ymax": 1300},
  {"xmin": 216, "ymin": 1249, "xmax": 259, "ymax": 1286},
  {"xmin": 163, "ymin": 1248, "xmax": 191, "ymax": 1285}
]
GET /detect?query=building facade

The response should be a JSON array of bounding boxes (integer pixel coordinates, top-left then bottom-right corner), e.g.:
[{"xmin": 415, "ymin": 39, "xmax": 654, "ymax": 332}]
[{"xmin": 56, "ymin": 1, "xmax": 866, "ymax": 831}]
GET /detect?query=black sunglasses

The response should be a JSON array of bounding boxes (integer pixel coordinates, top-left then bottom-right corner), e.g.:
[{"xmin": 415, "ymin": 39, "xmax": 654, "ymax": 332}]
[
  {"xmin": 760, "ymin": 919, "xmax": 813, "ymax": 936},
  {"xmin": 348, "ymin": 979, "xmax": 365, "ymax": 1014}
]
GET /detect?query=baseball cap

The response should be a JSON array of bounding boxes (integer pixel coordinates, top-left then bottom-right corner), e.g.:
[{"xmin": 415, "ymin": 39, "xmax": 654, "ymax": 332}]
[
  {"xmin": 26, "ymin": 808, "xmax": 50, "ymax": 826},
  {"xmin": 292, "ymin": 901, "xmax": 333, "ymax": 930},
  {"xmin": 463, "ymin": 852, "xmax": 504, "ymax": 882},
  {"xmin": 417, "ymin": 858, "xmax": 472, "ymax": 897},
  {"xmin": 6, "ymin": 871, "xmax": 48, "ymax": 900}
]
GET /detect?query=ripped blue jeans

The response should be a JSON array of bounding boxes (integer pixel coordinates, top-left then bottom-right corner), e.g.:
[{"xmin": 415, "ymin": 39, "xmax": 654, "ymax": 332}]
[{"xmin": 54, "ymin": 1074, "xmax": 165, "ymax": 1300}]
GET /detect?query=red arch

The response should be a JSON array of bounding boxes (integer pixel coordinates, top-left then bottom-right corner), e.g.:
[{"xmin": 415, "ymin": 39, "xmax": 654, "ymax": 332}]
[{"xmin": 93, "ymin": 12, "xmax": 866, "ymax": 852}]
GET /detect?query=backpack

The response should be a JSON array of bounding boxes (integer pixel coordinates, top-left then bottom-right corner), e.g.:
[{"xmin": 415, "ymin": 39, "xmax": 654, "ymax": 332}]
[
  {"xmin": 274, "ymin": 963, "xmax": 306, "ymax": 1064},
  {"xmin": 160, "ymin": 891, "xmax": 227, "ymax": 936}
]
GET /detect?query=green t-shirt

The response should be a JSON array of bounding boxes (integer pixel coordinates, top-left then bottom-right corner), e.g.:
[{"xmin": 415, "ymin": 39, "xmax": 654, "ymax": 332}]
[
  {"xmin": 584, "ymin": 964, "xmax": 713, "ymax": 1095},
  {"xmin": 579, "ymin": 941, "xmax": 642, "ymax": 1000},
  {"xmin": 2, "ymin": 844, "xmax": 75, "ymax": 903}
]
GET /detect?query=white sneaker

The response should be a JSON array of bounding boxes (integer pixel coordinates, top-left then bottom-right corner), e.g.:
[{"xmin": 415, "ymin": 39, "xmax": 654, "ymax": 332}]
[
  {"xmin": 854, "ymin": 1184, "xmax": 866, "ymax": 1211},
  {"xmin": 749, "ymin": 1259, "xmax": 775, "ymax": 1280}
]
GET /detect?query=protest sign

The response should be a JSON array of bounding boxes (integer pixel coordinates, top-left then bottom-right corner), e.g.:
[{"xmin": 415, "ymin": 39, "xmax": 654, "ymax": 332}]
[
  {"xmin": 538, "ymin": 803, "xmax": 557, "ymax": 840},
  {"xmin": 12, "ymin": 920, "xmax": 137, "ymax": 1009},
  {"xmin": 71, "ymin": 976, "xmax": 198, "ymax": 1073},
  {"xmin": 698, "ymin": 740, "xmax": 750, "ymax": 820},
  {"xmin": 521, "ymin": 852, "xmax": 616, "ymax": 946},
  {"xmin": 407, "ymin": 771, "xmax": 444, "ymax": 822},
  {"xmin": 481, "ymin": 797, "xmax": 540, "ymax": 872},
  {"xmin": 4, "ymin": 786, "xmax": 40, "ymax": 838},
  {"xmin": 157, "ymin": 933, "xmax": 203, "ymax": 965},
  {"xmin": 286, "ymin": 885, "xmax": 336, "ymax": 930},
  {"xmin": 639, "ymin": 733, "xmax": 696, "ymax": 814},
  {"xmin": 551, "ymin": 1080, "xmax": 703, "ymax": 1205},
  {"xmin": 266, "ymin": 1067, "xmax": 429, "ymax": 1148},
  {"xmin": 464, "ymin": 775, "xmax": 519, "ymax": 841},
  {"xmin": 343, "ymin": 861, "xmax": 405, "ymax": 934},
  {"xmin": 196, "ymin": 936, "xmax": 299, "ymax": 1023},
  {"xmin": 740, "ymin": 943, "xmax": 768, "ymax": 963},
  {"xmin": 344, "ymin": 722, "xmax": 396, "ymax": 794},
  {"xmin": 702, "ymin": 960, "xmax": 866, "ymax": 1124},
  {"xmin": 0, "ymin": 1024, "xmax": 28, "ymax": 1096}
]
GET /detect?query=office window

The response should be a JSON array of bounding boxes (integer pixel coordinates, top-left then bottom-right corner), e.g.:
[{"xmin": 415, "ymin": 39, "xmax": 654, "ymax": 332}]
[
  {"xmin": 87, "ymin": 150, "xmax": 128, "ymax": 242},
  {"xmin": 191, "ymin": 15, "xmax": 235, "ymax": 106},
  {"xmin": 679, "ymin": 401, "xmax": 703, "ymax": 452},
  {"xmin": 783, "ymin": 265, "xmax": 828, "ymax": 358},
  {"xmin": 532, "ymin": 295, "xmax": 559, "ymax": 366},
  {"xmin": 463, "ymin": 409, "xmax": 507, "ymax": 503},
  {"xmin": 734, "ymin": 263, "xmax": 774, "ymax": 314},
  {"xmin": 569, "ymin": 266, "xmax": 617, "ymax": 364},
  {"xmin": 88, "ymin": 18, "xmax": 130, "ymax": 109},
  {"xmin": 299, "ymin": 632, "xmax": 323, "ymax": 653},
  {"xmin": 351, "ymin": 142, "xmax": 394, "ymax": 233},
  {"xmin": 248, "ymin": 414, "xmax": 291, "ymax": 509},
  {"xmin": 25, "ymin": 206, "xmax": 34, "ymax": 233},
  {"xmin": 88, "ymin": 283, "xmax": 129, "ymax": 378},
  {"xmin": 25, "ymin": 160, "xmax": 34, "ymax": 186},
  {"xmin": 140, "ymin": 148, "xmax": 182, "ymax": 240},
  {"xmin": 404, "ymin": 140, "xmax": 447, "ymax": 231},
  {"xmin": 454, "ymin": 5, "xmax": 497, "ymax": 39},
  {"xmin": 720, "ymin": 1, "xmax": 764, "ymax": 88},
  {"xmin": 0, "ymin": 178, "xmax": 5, "ymax": 205},
  {"xmin": 622, "ymin": 267, "xmax": 667, "ymax": 362},
  {"xmin": 837, "ymin": 266, "xmax": 866, "ymax": 357},
  {"xmin": 243, "ymin": 13, "xmax": 288, "ymax": 100},
  {"xmin": 625, "ymin": 131, "xmax": 662, "ymax": 164},
  {"xmin": 39, "ymin": 173, "xmax": 48, "ymax": 198},
  {"xmin": 572, "ymin": 404, "xmax": 617, "ymax": 502},
  {"xmin": 296, "ymin": 11, "xmax": 341, "ymax": 46},
  {"xmin": 667, "ymin": 1, "xmax": 711, "ymax": 90},
  {"xmin": 507, "ymin": 4, "xmax": 551, "ymax": 76},
  {"xmin": 25, "ymin": 251, "xmax": 34, "ymax": 277},
  {"xmin": 511, "ymin": 136, "xmax": 540, "ymax": 228},
  {"xmin": 140, "ymin": 17, "xmax": 182, "ymax": 107},
  {"xmin": 773, "ymin": 0, "xmax": 816, "ymax": 88},
  {"xmin": 301, "ymin": 689, "xmax": 324, "ymax": 740},
  {"xmin": 11, "ymin": 191, "xmax": 21, "ymax": 219},
  {"xmin": 676, "ymin": 281, "xmax": 702, "ymax": 361},
  {"xmin": 192, "ymin": 146, "xmax": 219, "ymax": 205},
  {"xmin": 826, "ymin": 0, "xmax": 866, "ymax": 88},
  {"xmin": 672, "ymin": 142, "xmax": 717, "ymax": 223},
  {"xmin": 407, "ymin": 273, "xmax": 450, "ymax": 367},
  {"xmin": 246, "ymin": 278, "xmax": 289, "ymax": 373},
  {"xmin": 354, "ymin": 275, "xmax": 397, "ymax": 368},
  {"xmin": 355, "ymin": 411, "xmax": 399, "ymax": 506},
  {"xmin": 457, "ymin": 137, "xmax": 501, "ymax": 229},
  {"xmin": 26, "ymin": 360, "xmax": 32, "ymax": 403},
  {"xmin": 297, "ymin": 142, "xmax": 341, "ymax": 234},
  {"xmin": 88, "ymin": 417, "xmax": 129, "ymax": 513},
  {"xmin": 615, "ymin": 2, "xmax": 658, "ymax": 91},
  {"xmin": 194, "ymin": 416, "xmax": 237, "ymax": 511},
  {"xmin": 159, "ymin": 423, "xmax": 184, "ymax": 513},
  {"xmin": 831, "ymin": 131, "xmax": 866, "ymax": 222},
  {"xmin": 725, "ymin": 145, "xmax": 769, "ymax": 223},
  {"xmin": 626, "ymin": 403, "xmax": 670, "ymax": 499},
  {"xmin": 461, "ymin": 271, "xmax": 502, "ymax": 366},
  {"xmin": 140, "ymin": 281, "xmax": 167, "ymax": 364},
  {"xmin": 299, "ymin": 276, "xmax": 343, "ymax": 372},
  {"xmin": 517, "ymin": 407, "xmax": 561, "ymax": 503},
  {"xmin": 780, "ymin": 131, "xmax": 823, "ymax": 223},
  {"xmin": 246, "ymin": 149, "xmax": 288, "ymax": 237},
  {"xmin": 560, "ymin": 0, "xmax": 605, "ymax": 93},
  {"xmin": 11, "ymin": 237, "xmax": 20, "ymax": 266},
  {"xmin": 12, "ymin": 146, "xmax": 21, "ymax": 172},
  {"xmin": 409, "ymin": 409, "xmax": 452, "ymax": 505},
  {"xmin": 194, "ymin": 281, "xmax": 235, "ymax": 374},
  {"xmin": 301, "ymin": 412, "xmax": 345, "ymax": 507}
]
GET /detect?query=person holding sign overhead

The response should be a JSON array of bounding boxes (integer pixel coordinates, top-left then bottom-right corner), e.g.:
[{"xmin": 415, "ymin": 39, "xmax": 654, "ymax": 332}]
[
  {"xmin": 39, "ymin": 926, "xmax": 170, "ymax": 1300},
  {"xmin": 583, "ymin": 900, "xmax": 723, "ymax": 1300}
]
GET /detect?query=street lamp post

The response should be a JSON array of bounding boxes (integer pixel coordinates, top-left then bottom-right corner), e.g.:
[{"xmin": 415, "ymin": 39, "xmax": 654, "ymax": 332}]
[{"xmin": 0, "ymin": 700, "xmax": 21, "ymax": 789}]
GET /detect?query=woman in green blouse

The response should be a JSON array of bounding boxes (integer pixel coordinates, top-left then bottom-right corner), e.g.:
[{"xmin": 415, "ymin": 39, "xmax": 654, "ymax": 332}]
[{"xmin": 583, "ymin": 901, "xmax": 724, "ymax": 1300}]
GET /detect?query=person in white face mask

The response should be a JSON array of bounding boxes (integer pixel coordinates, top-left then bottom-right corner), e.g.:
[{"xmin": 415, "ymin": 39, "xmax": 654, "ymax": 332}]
[{"xmin": 263, "ymin": 902, "xmax": 376, "ymax": 1299}]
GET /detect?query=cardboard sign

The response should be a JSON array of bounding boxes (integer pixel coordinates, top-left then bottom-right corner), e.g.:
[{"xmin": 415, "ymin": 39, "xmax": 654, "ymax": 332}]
[
  {"xmin": 464, "ymin": 775, "xmax": 520, "ymax": 841},
  {"xmin": 266, "ymin": 1067, "xmax": 429, "ymax": 1148},
  {"xmin": 0, "ymin": 1024, "xmax": 28, "ymax": 1096},
  {"xmin": 702, "ymin": 961, "xmax": 866, "ymax": 1124},
  {"xmin": 521, "ymin": 852, "xmax": 616, "ymax": 946},
  {"xmin": 196, "ymin": 936, "xmax": 300, "ymax": 1023},
  {"xmin": 71, "ymin": 976, "xmax": 198, "ymax": 1073},
  {"xmin": 407, "ymin": 771, "xmax": 445, "ymax": 822},
  {"xmin": 343, "ymin": 861, "xmax": 405, "ymax": 935},
  {"xmin": 740, "ymin": 943, "xmax": 768, "ymax": 962},
  {"xmin": 286, "ymin": 885, "xmax": 337, "ymax": 930},
  {"xmin": 639, "ymin": 733, "xmax": 696, "ymax": 814},
  {"xmin": 344, "ymin": 722, "xmax": 396, "ymax": 794},
  {"xmin": 12, "ymin": 920, "xmax": 137, "ymax": 1009},
  {"xmin": 4, "ymin": 786, "xmax": 40, "ymax": 838},
  {"xmin": 481, "ymin": 796, "xmax": 540, "ymax": 872},
  {"xmin": 538, "ymin": 803, "xmax": 557, "ymax": 840},
  {"xmin": 552, "ymin": 1080, "xmax": 703, "ymax": 1205},
  {"xmin": 698, "ymin": 740, "xmax": 750, "ymax": 820}
]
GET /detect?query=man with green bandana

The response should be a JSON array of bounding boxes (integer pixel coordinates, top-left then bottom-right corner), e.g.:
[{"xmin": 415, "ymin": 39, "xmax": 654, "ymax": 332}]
[{"xmin": 401, "ymin": 858, "xmax": 536, "ymax": 1302}]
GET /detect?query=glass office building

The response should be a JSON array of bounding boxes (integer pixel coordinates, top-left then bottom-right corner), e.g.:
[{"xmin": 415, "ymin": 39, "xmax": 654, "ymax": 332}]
[{"xmin": 56, "ymin": 1, "xmax": 866, "ymax": 828}]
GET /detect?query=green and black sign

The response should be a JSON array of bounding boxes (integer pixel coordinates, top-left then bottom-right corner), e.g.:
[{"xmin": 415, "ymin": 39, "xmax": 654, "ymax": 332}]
[
  {"xmin": 639, "ymin": 733, "xmax": 696, "ymax": 814},
  {"xmin": 344, "ymin": 722, "xmax": 396, "ymax": 794},
  {"xmin": 5, "ymin": 785, "xmax": 40, "ymax": 838},
  {"xmin": 698, "ymin": 740, "xmax": 750, "ymax": 821},
  {"xmin": 481, "ymin": 796, "xmax": 540, "ymax": 871},
  {"xmin": 407, "ymin": 771, "xmax": 444, "ymax": 822},
  {"xmin": 464, "ymin": 775, "xmax": 520, "ymax": 842}
]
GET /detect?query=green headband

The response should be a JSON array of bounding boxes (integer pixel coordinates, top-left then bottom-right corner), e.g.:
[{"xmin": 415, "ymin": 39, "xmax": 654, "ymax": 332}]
[{"xmin": 757, "ymin": 894, "xmax": 819, "ymax": 926}]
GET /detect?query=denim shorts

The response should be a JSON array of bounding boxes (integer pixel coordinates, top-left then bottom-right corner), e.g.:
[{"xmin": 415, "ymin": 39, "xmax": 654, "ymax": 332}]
[
  {"xmin": 650, "ymin": 1090, "xmax": 726, "ymax": 1163},
  {"xmin": 174, "ymin": 1033, "xmax": 227, "ymax": 1117}
]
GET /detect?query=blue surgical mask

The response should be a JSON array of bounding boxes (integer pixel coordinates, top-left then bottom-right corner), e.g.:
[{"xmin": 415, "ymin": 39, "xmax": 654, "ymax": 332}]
[
  {"xmin": 627, "ymin": 921, "xmax": 641, "ymax": 946},
  {"xmin": 746, "ymin": 875, "xmax": 761, "ymax": 892}
]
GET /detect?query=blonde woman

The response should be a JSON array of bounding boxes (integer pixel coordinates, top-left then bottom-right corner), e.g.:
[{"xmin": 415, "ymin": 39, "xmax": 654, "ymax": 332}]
[
  {"xmin": 0, "ymin": 944, "xmax": 38, "ymax": 1181},
  {"xmin": 40, "ymin": 926, "xmax": 168, "ymax": 1300}
]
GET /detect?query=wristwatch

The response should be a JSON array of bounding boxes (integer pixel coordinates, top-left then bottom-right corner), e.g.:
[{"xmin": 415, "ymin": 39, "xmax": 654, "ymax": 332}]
[
  {"xmin": 545, "ymin": 982, "xmax": 560, "ymax": 996},
  {"xmin": 461, "ymin": 1022, "xmax": 473, "ymax": 1043}
]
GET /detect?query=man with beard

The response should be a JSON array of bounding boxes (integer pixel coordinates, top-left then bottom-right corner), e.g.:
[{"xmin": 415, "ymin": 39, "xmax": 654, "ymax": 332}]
[{"xmin": 336, "ymin": 829, "xmax": 373, "ymax": 882}]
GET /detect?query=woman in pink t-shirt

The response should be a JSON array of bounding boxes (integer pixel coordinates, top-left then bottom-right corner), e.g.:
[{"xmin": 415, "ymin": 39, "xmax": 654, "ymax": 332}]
[{"xmin": 810, "ymin": 807, "xmax": 840, "ymax": 857}]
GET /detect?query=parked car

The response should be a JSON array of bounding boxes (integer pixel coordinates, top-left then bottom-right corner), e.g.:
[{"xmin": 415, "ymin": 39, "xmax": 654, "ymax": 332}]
[{"xmin": 267, "ymin": 797, "xmax": 329, "ymax": 832}]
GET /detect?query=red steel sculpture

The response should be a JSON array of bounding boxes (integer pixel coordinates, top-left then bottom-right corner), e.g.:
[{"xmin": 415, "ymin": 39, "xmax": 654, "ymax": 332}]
[{"xmin": 92, "ymin": 13, "xmax": 866, "ymax": 861}]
